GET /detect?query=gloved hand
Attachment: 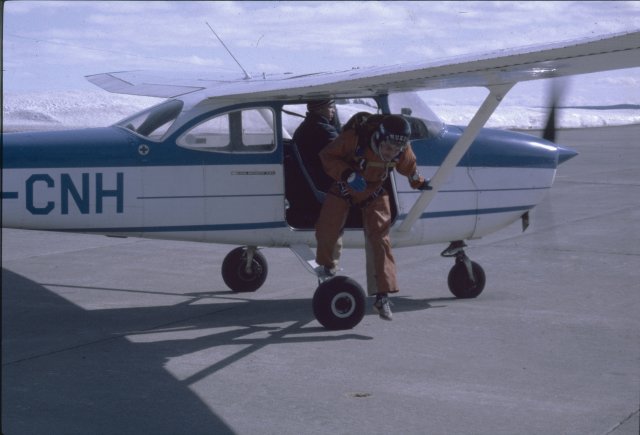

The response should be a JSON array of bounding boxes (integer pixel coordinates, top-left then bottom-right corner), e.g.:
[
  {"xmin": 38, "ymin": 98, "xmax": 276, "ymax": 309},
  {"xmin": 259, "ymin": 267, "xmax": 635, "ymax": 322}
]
[
  {"xmin": 418, "ymin": 179, "xmax": 433, "ymax": 191},
  {"xmin": 346, "ymin": 172, "xmax": 367, "ymax": 192}
]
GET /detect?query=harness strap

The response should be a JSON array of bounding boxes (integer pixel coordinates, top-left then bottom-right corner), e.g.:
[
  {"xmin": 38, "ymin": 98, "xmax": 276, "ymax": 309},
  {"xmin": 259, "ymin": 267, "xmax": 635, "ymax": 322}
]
[
  {"xmin": 366, "ymin": 161, "xmax": 396, "ymax": 169},
  {"xmin": 357, "ymin": 186, "xmax": 385, "ymax": 209},
  {"xmin": 330, "ymin": 182, "xmax": 385, "ymax": 208},
  {"xmin": 333, "ymin": 182, "xmax": 353, "ymax": 205}
]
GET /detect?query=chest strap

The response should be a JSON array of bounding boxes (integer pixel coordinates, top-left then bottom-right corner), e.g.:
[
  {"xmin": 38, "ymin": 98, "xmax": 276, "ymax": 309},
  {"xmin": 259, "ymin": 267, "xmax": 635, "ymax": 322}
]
[{"xmin": 365, "ymin": 161, "xmax": 396, "ymax": 169}]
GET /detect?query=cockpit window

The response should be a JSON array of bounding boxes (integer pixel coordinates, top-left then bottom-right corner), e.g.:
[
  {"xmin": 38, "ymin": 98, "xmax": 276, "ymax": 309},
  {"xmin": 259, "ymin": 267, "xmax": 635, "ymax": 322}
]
[
  {"xmin": 388, "ymin": 92, "xmax": 445, "ymax": 139},
  {"xmin": 116, "ymin": 99, "xmax": 184, "ymax": 141},
  {"xmin": 177, "ymin": 107, "xmax": 276, "ymax": 153},
  {"xmin": 404, "ymin": 116, "xmax": 432, "ymax": 140}
]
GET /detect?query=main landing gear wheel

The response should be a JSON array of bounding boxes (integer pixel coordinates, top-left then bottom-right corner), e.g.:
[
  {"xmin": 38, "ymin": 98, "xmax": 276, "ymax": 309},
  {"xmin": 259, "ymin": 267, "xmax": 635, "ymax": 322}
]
[
  {"xmin": 442, "ymin": 241, "xmax": 486, "ymax": 299},
  {"xmin": 222, "ymin": 246, "xmax": 268, "ymax": 292},
  {"xmin": 312, "ymin": 276, "xmax": 366, "ymax": 330}
]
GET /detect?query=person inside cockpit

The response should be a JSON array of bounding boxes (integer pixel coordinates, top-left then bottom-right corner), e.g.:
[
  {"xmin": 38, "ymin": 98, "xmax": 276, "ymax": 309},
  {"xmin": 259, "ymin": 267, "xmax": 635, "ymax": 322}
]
[{"xmin": 292, "ymin": 99, "xmax": 339, "ymax": 192}]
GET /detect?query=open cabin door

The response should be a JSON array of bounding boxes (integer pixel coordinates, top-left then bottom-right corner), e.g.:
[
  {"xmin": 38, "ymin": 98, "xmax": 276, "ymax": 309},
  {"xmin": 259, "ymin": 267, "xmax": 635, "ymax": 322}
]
[{"xmin": 281, "ymin": 101, "xmax": 399, "ymax": 231}]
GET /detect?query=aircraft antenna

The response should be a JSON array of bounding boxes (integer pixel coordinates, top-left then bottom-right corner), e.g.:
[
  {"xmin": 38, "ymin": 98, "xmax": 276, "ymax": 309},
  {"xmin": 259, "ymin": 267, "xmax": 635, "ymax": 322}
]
[{"xmin": 206, "ymin": 22, "xmax": 252, "ymax": 80}]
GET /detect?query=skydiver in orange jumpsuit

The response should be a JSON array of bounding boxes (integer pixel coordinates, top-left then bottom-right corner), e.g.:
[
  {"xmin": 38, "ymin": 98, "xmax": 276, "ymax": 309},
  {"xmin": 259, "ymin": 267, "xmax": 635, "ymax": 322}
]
[{"xmin": 315, "ymin": 114, "xmax": 430, "ymax": 320}]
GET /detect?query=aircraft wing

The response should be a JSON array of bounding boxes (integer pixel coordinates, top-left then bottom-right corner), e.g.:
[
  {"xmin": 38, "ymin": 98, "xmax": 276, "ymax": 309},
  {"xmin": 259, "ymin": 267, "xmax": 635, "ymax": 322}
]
[
  {"xmin": 86, "ymin": 71, "xmax": 206, "ymax": 98},
  {"xmin": 87, "ymin": 30, "xmax": 640, "ymax": 99}
]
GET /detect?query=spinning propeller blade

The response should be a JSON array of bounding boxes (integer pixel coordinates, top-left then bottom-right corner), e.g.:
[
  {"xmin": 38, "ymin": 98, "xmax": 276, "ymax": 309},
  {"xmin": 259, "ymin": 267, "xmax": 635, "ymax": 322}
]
[{"xmin": 542, "ymin": 79, "xmax": 567, "ymax": 143}]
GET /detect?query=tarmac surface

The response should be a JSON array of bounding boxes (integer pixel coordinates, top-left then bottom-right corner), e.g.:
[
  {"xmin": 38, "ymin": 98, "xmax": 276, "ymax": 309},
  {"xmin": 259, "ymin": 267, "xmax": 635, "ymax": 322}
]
[{"xmin": 3, "ymin": 124, "xmax": 639, "ymax": 434}]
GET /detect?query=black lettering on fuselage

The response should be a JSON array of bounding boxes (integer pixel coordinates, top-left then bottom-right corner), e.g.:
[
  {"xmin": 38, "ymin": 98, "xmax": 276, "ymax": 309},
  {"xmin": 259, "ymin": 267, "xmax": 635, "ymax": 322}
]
[
  {"xmin": 61, "ymin": 173, "xmax": 90, "ymax": 214},
  {"xmin": 26, "ymin": 174, "xmax": 55, "ymax": 215},
  {"xmin": 25, "ymin": 172, "xmax": 124, "ymax": 215}
]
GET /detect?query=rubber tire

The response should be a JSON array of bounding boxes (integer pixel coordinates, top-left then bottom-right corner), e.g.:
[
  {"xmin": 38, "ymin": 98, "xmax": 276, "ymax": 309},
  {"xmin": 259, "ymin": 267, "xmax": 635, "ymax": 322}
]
[
  {"xmin": 222, "ymin": 247, "xmax": 268, "ymax": 292},
  {"xmin": 312, "ymin": 276, "xmax": 366, "ymax": 330},
  {"xmin": 447, "ymin": 261, "xmax": 486, "ymax": 299}
]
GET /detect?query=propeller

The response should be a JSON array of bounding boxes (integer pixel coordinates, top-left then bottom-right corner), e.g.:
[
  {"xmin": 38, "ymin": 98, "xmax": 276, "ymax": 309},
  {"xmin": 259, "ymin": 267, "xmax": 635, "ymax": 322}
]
[
  {"xmin": 542, "ymin": 78, "xmax": 578, "ymax": 164},
  {"xmin": 542, "ymin": 78, "xmax": 565, "ymax": 143},
  {"xmin": 538, "ymin": 78, "xmax": 577, "ymax": 251}
]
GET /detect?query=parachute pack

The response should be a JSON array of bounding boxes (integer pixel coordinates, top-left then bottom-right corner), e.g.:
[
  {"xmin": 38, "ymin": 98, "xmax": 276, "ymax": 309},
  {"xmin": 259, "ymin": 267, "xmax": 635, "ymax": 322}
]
[
  {"xmin": 342, "ymin": 112, "xmax": 385, "ymax": 155},
  {"xmin": 342, "ymin": 112, "xmax": 383, "ymax": 136}
]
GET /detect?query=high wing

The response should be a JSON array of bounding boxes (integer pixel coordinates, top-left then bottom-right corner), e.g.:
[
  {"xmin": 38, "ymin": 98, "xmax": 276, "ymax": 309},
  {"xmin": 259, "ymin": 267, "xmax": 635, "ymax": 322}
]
[
  {"xmin": 86, "ymin": 30, "xmax": 640, "ymax": 99},
  {"xmin": 85, "ymin": 71, "xmax": 206, "ymax": 98}
]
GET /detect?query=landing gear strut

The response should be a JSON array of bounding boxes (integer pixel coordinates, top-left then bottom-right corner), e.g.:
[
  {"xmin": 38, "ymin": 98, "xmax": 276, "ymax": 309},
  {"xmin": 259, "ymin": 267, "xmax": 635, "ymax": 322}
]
[{"xmin": 442, "ymin": 241, "xmax": 486, "ymax": 299}]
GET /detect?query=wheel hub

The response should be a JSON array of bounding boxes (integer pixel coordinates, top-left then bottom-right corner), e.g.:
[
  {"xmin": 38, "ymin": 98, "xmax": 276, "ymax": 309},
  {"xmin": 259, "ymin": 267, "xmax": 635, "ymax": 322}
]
[
  {"xmin": 331, "ymin": 292, "xmax": 356, "ymax": 318},
  {"xmin": 238, "ymin": 260, "xmax": 262, "ymax": 281}
]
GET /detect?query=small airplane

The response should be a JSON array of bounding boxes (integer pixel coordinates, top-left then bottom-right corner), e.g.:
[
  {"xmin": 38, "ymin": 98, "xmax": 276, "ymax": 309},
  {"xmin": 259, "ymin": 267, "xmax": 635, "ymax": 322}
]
[{"xmin": 3, "ymin": 30, "xmax": 639, "ymax": 329}]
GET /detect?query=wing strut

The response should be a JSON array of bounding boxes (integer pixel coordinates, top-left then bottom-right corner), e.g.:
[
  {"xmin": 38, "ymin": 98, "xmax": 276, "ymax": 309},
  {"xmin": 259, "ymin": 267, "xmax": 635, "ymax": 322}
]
[{"xmin": 397, "ymin": 83, "xmax": 515, "ymax": 233}]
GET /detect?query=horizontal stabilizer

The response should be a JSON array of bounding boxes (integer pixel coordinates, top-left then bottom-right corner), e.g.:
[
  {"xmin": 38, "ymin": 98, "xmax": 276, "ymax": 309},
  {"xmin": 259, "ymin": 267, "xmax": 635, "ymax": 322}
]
[{"xmin": 86, "ymin": 73, "xmax": 204, "ymax": 98}]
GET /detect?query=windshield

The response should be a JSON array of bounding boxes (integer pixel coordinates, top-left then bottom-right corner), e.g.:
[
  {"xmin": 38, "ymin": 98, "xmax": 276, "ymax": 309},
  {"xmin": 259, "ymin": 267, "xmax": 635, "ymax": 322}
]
[
  {"xmin": 388, "ymin": 92, "xmax": 445, "ymax": 138},
  {"xmin": 115, "ymin": 99, "xmax": 184, "ymax": 141}
]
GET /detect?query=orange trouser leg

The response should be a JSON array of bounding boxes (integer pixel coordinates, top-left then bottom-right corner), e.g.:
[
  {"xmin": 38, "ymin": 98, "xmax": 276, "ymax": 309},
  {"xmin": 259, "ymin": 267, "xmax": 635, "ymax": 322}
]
[
  {"xmin": 365, "ymin": 236, "xmax": 378, "ymax": 296},
  {"xmin": 362, "ymin": 194, "xmax": 398, "ymax": 294},
  {"xmin": 315, "ymin": 194, "xmax": 350, "ymax": 269}
]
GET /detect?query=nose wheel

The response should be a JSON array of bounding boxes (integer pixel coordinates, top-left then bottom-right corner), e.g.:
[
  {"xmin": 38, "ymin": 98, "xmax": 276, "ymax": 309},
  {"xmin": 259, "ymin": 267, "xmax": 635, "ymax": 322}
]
[
  {"xmin": 442, "ymin": 241, "xmax": 486, "ymax": 299},
  {"xmin": 222, "ymin": 246, "xmax": 268, "ymax": 292}
]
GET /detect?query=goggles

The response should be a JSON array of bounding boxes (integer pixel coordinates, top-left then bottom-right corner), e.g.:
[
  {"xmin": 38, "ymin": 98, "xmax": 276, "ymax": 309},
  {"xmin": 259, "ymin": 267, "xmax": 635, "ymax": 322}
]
[{"xmin": 380, "ymin": 137, "xmax": 407, "ymax": 153}]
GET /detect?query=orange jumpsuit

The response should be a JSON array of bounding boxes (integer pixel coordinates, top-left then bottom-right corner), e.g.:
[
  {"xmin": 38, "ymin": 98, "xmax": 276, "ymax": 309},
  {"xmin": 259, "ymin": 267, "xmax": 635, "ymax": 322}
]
[{"xmin": 315, "ymin": 128, "xmax": 425, "ymax": 295}]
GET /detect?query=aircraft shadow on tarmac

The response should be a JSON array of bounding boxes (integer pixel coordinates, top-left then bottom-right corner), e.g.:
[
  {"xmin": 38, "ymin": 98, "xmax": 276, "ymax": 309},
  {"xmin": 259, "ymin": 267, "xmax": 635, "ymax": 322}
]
[{"xmin": 2, "ymin": 268, "xmax": 448, "ymax": 434}]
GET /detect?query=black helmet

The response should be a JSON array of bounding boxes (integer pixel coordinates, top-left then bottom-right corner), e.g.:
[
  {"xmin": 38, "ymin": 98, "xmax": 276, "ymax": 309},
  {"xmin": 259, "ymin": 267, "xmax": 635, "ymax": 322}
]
[
  {"xmin": 379, "ymin": 115, "xmax": 411, "ymax": 145},
  {"xmin": 371, "ymin": 115, "xmax": 411, "ymax": 161}
]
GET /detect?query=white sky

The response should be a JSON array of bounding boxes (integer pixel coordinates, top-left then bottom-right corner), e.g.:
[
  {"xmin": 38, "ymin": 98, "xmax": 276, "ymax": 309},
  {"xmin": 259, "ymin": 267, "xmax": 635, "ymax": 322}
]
[{"xmin": 3, "ymin": 1, "xmax": 640, "ymax": 106}]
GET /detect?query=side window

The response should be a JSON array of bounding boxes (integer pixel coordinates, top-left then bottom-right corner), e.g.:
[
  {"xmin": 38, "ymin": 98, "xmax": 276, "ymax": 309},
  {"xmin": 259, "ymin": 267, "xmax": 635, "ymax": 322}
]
[
  {"xmin": 181, "ymin": 113, "xmax": 230, "ymax": 149},
  {"xmin": 178, "ymin": 107, "xmax": 276, "ymax": 153}
]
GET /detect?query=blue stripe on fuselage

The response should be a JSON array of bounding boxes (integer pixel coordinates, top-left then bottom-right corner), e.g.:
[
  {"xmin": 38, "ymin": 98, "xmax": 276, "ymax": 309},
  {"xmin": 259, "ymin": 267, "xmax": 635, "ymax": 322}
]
[
  {"xmin": 3, "ymin": 125, "xmax": 558, "ymax": 170},
  {"xmin": 60, "ymin": 220, "xmax": 289, "ymax": 234},
  {"xmin": 417, "ymin": 204, "xmax": 533, "ymax": 219},
  {"xmin": 2, "ymin": 127, "xmax": 281, "ymax": 169},
  {"xmin": 55, "ymin": 204, "xmax": 533, "ymax": 234},
  {"xmin": 411, "ymin": 126, "xmax": 559, "ymax": 169}
]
